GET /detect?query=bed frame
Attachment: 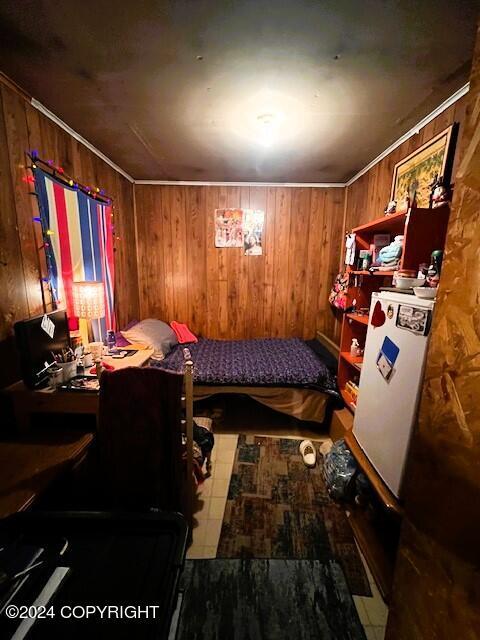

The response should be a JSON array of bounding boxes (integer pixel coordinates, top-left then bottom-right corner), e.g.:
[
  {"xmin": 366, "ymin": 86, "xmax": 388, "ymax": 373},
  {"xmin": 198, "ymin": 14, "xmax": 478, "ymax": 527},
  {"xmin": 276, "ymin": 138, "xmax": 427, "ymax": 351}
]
[{"xmin": 183, "ymin": 357, "xmax": 194, "ymax": 528}]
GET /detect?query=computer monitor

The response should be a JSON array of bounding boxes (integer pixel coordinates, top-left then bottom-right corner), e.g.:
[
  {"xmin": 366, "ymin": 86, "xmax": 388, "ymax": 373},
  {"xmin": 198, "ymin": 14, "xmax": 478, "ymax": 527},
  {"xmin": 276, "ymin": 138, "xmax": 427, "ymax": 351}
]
[{"xmin": 14, "ymin": 310, "xmax": 70, "ymax": 388}]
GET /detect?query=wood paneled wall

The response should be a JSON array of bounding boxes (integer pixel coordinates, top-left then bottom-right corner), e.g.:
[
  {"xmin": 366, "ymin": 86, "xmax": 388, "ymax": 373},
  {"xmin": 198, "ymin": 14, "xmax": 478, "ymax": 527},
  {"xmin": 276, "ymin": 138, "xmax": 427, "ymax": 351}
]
[
  {"xmin": 386, "ymin": 24, "xmax": 480, "ymax": 640},
  {"xmin": 0, "ymin": 75, "xmax": 139, "ymax": 387},
  {"xmin": 134, "ymin": 185, "xmax": 344, "ymax": 342},
  {"xmin": 344, "ymin": 97, "xmax": 468, "ymax": 233}
]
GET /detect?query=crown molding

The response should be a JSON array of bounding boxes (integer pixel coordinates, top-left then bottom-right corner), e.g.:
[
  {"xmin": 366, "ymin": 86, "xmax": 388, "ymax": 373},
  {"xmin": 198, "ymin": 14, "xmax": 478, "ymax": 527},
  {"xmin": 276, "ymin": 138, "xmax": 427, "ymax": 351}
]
[
  {"xmin": 346, "ymin": 82, "xmax": 470, "ymax": 187},
  {"xmin": 134, "ymin": 180, "xmax": 346, "ymax": 187},
  {"xmin": 30, "ymin": 98, "xmax": 135, "ymax": 183}
]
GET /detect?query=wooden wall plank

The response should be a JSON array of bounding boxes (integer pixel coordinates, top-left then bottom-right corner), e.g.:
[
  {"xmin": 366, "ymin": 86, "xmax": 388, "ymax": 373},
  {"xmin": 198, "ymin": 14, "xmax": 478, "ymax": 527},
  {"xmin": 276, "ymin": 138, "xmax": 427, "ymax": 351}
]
[
  {"xmin": 134, "ymin": 184, "xmax": 343, "ymax": 342},
  {"xmin": 0, "ymin": 93, "xmax": 29, "ymax": 341},
  {"xmin": 169, "ymin": 186, "xmax": 188, "ymax": 323},
  {"xmin": 285, "ymin": 188, "xmax": 310, "ymax": 336},
  {"xmin": 1, "ymin": 86, "xmax": 43, "ymax": 317},
  {"xmin": 304, "ymin": 189, "xmax": 326, "ymax": 339},
  {"xmin": 186, "ymin": 186, "xmax": 207, "ymax": 333},
  {"xmin": 246, "ymin": 186, "xmax": 265, "ymax": 338},
  {"xmin": 262, "ymin": 186, "xmax": 277, "ymax": 335}
]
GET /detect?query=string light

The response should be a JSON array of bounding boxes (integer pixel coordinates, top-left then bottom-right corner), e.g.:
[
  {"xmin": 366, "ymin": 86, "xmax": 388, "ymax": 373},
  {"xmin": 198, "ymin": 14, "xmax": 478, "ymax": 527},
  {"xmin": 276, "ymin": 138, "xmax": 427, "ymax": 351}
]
[
  {"xmin": 68, "ymin": 179, "xmax": 74, "ymax": 186},
  {"xmin": 46, "ymin": 229, "xmax": 54, "ymax": 236},
  {"xmin": 33, "ymin": 217, "xmax": 41, "ymax": 223}
]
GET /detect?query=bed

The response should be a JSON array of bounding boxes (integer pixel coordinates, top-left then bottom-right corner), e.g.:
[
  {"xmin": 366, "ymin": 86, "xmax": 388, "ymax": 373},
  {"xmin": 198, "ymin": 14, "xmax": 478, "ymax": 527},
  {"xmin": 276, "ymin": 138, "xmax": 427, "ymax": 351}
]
[{"xmin": 152, "ymin": 337, "xmax": 340, "ymax": 424}]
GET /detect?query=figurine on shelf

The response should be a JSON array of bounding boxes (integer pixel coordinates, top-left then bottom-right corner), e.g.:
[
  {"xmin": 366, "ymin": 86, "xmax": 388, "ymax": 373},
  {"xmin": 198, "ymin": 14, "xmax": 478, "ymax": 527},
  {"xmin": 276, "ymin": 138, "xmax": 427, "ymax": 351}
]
[
  {"xmin": 396, "ymin": 193, "xmax": 410, "ymax": 214},
  {"xmin": 384, "ymin": 199, "xmax": 397, "ymax": 215},
  {"xmin": 430, "ymin": 175, "xmax": 449, "ymax": 208}
]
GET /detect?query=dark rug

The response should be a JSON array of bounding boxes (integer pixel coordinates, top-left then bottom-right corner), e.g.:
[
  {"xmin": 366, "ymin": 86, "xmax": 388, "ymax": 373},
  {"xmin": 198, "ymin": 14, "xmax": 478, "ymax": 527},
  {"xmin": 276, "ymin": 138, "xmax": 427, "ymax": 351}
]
[
  {"xmin": 216, "ymin": 435, "xmax": 371, "ymax": 597},
  {"xmin": 177, "ymin": 559, "xmax": 367, "ymax": 640}
]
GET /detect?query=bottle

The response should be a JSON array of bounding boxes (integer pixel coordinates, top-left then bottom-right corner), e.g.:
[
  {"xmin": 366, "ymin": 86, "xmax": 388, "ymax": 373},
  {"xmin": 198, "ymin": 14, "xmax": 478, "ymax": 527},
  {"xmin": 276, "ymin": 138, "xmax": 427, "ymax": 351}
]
[
  {"xmin": 350, "ymin": 338, "xmax": 360, "ymax": 358},
  {"xmin": 106, "ymin": 329, "xmax": 116, "ymax": 352},
  {"xmin": 427, "ymin": 250, "xmax": 443, "ymax": 288}
]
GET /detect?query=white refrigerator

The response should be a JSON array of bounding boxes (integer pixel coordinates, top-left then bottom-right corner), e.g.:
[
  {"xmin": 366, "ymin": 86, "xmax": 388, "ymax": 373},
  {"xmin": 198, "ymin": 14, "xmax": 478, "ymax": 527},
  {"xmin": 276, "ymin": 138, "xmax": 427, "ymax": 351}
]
[{"xmin": 353, "ymin": 291, "xmax": 435, "ymax": 498}]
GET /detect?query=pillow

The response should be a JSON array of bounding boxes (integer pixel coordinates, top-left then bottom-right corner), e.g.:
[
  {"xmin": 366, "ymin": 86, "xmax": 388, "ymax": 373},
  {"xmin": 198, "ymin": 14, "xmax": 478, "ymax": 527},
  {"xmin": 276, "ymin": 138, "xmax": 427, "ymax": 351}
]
[
  {"xmin": 121, "ymin": 319, "xmax": 178, "ymax": 355},
  {"xmin": 115, "ymin": 319, "xmax": 139, "ymax": 347},
  {"xmin": 170, "ymin": 321, "xmax": 198, "ymax": 344}
]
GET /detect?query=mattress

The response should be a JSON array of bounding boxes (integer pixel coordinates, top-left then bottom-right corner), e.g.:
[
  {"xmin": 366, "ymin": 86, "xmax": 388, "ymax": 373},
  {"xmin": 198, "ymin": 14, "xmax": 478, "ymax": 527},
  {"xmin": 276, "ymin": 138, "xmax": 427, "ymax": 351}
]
[{"xmin": 154, "ymin": 337, "xmax": 339, "ymax": 397}]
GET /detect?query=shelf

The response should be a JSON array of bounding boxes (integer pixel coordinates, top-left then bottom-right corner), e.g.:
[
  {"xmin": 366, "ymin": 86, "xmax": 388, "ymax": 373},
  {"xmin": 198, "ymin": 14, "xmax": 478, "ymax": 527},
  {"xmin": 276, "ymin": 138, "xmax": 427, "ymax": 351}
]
[
  {"xmin": 346, "ymin": 313, "xmax": 369, "ymax": 326},
  {"xmin": 352, "ymin": 210, "xmax": 408, "ymax": 235},
  {"xmin": 344, "ymin": 430, "xmax": 403, "ymax": 516},
  {"xmin": 340, "ymin": 352, "xmax": 363, "ymax": 370},
  {"xmin": 349, "ymin": 270, "xmax": 396, "ymax": 277},
  {"xmin": 340, "ymin": 387, "xmax": 357, "ymax": 413}
]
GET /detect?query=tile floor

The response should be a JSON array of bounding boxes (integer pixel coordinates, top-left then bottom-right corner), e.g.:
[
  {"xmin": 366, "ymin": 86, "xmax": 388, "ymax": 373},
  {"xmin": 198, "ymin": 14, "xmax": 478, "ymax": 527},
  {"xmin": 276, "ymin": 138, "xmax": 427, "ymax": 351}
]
[{"xmin": 187, "ymin": 431, "xmax": 389, "ymax": 639}]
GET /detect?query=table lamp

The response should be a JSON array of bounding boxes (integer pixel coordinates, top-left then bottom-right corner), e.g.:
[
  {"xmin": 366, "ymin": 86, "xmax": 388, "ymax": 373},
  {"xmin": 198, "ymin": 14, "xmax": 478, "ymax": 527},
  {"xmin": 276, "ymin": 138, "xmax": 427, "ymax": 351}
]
[{"xmin": 72, "ymin": 281, "xmax": 105, "ymax": 348}]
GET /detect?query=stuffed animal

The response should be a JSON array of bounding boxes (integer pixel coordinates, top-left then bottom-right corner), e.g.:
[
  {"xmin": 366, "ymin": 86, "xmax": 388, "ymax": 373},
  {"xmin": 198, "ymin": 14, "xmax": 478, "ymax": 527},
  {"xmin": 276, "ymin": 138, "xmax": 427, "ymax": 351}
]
[{"xmin": 378, "ymin": 235, "xmax": 404, "ymax": 268}]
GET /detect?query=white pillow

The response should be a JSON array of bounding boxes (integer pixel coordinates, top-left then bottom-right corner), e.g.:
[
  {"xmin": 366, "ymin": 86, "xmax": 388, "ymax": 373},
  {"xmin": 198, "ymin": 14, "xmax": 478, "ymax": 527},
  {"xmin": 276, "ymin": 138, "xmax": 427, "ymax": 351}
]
[{"xmin": 121, "ymin": 319, "xmax": 178, "ymax": 356}]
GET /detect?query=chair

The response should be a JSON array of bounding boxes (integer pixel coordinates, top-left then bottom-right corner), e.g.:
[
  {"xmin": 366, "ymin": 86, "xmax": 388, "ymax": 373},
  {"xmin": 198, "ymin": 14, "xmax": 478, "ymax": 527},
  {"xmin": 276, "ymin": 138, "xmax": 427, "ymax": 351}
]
[{"xmin": 98, "ymin": 366, "xmax": 185, "ymax": 513}]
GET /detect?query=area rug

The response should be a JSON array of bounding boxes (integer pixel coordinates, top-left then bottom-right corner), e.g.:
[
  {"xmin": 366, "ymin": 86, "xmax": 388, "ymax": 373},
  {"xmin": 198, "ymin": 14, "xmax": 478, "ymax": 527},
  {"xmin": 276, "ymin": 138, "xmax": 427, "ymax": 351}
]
[
  {"xmin": 216, "ymin": 435, "xmax": 371, "ymax": 597},
  {"xmin": 176, "ymin": 559, "xmax": 366, "ymax": 640}
]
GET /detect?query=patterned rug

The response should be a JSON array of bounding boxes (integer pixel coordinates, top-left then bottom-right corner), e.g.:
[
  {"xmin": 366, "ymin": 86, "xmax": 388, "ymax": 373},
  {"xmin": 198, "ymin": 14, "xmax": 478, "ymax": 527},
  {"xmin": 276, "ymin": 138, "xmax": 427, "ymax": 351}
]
[
  {"xmin": 177, "ymin": 559, "xmax": 366, "ymax": 640},
  {"xmin": 216, "ymin": 435, "xmax": 371, "ymax": 597}
]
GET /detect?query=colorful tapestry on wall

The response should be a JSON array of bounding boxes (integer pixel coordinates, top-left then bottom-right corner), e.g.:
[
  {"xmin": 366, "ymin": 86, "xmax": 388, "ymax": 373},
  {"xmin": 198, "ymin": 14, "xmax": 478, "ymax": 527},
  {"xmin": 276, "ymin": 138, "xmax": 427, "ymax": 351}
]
[{"xmin": 34, "ymin": 168, "xmax": 115, "ymax": 341}]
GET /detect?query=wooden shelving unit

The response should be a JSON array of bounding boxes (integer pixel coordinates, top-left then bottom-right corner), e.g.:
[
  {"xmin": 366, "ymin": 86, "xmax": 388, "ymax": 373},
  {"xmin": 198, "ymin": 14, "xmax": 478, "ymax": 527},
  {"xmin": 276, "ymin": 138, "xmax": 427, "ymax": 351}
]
[
  {"xmin": 338, "ymin": 204, "xmax": 451, "ymax": 601},
  {"xmin": 338, "ymin": 205, "xmax": 451, "ymax": 416}
]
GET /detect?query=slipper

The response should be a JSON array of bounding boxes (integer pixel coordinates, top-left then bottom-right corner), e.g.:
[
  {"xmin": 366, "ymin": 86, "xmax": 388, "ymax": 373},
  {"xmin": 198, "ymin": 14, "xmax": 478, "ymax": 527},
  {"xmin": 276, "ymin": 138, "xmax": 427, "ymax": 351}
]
[{"xmin": 299, "ymin": 440, "xmax": 317, "ymax": 468}]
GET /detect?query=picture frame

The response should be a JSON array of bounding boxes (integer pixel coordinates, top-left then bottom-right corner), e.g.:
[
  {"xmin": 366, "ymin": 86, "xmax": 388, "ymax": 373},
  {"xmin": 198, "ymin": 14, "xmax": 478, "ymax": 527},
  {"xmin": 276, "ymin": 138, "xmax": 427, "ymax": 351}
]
[{"xmin": 390, "ymin": 123, "xmax": 458, "ymax": 208}]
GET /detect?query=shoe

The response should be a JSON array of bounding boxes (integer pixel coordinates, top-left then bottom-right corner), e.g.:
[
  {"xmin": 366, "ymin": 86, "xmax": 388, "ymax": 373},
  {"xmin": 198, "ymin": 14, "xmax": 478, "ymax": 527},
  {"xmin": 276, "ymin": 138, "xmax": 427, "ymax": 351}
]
[{"xmin": 299, "ymin": 440, "xmax": 317, "ymax": 468}]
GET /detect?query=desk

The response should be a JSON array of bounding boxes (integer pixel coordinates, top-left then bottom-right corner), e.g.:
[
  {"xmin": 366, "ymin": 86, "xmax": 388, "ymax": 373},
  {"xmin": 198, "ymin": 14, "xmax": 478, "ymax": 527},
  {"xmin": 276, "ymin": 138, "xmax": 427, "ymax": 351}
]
[
  {"xmin": 0, "ymin": 430, "xmax": 93, "ymax": 518},
  {"xmin": 5, "ymin": 349, "xmax": 154, "ymax": 431}
]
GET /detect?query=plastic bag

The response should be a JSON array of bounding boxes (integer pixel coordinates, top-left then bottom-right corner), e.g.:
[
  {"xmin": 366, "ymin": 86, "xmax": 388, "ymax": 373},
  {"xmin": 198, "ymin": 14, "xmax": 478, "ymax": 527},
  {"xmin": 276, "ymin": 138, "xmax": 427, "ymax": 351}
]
[{"xmin": 323, "ymin": 439, "xmax": 358, "ymax": 501}]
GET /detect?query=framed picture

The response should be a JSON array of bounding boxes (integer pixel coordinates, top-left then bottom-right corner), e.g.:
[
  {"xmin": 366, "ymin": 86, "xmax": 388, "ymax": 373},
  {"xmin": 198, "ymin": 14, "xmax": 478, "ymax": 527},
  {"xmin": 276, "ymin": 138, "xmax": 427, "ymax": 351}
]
[{"xmin": 390, "ymin": 123, "xmax": 458, "ymax": 208}]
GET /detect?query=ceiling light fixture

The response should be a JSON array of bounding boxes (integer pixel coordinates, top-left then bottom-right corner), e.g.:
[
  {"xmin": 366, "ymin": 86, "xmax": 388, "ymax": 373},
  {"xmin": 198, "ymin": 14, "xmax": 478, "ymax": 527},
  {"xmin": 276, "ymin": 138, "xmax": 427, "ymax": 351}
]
[{"xmin": 255, "ymin": 111, "xmax": 283, "ymax": 147}]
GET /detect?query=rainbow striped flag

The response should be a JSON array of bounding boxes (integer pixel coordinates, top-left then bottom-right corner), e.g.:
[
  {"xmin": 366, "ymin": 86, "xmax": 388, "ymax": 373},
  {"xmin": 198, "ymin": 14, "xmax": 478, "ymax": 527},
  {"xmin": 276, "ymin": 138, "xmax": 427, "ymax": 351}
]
[{"xmin": 35, "ymin": 168, "xmax": 115, "ymax": 341}]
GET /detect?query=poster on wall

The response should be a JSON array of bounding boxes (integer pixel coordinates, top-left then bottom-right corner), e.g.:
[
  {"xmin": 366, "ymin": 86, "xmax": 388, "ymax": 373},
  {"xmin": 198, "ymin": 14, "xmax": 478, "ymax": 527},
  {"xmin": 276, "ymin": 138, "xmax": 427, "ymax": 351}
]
[
  {"xmin": 215, "ymin": 208, "xmax": 244, "ymax": 247},
  {"xmin": 243, "ymin": 209, "xmax": 264, "ymax": 255},
  {"xmin": 214, "ymin": 208, "xmax": 265, "ymax": 254}
]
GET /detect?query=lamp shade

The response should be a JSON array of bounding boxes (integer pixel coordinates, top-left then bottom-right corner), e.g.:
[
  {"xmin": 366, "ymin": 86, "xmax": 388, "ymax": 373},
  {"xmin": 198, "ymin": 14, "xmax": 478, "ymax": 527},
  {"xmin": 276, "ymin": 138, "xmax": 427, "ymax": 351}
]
[{"xmin": 72, "ymin": 281, "xmax": 105, "ymax": 319}]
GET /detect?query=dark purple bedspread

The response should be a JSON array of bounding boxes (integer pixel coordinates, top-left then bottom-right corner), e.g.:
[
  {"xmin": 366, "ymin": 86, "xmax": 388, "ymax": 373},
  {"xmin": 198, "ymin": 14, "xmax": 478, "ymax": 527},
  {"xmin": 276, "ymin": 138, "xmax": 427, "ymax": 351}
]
[{"xmin": 153, "ymin": 338, "xmax": 338, "ymax": 396}]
